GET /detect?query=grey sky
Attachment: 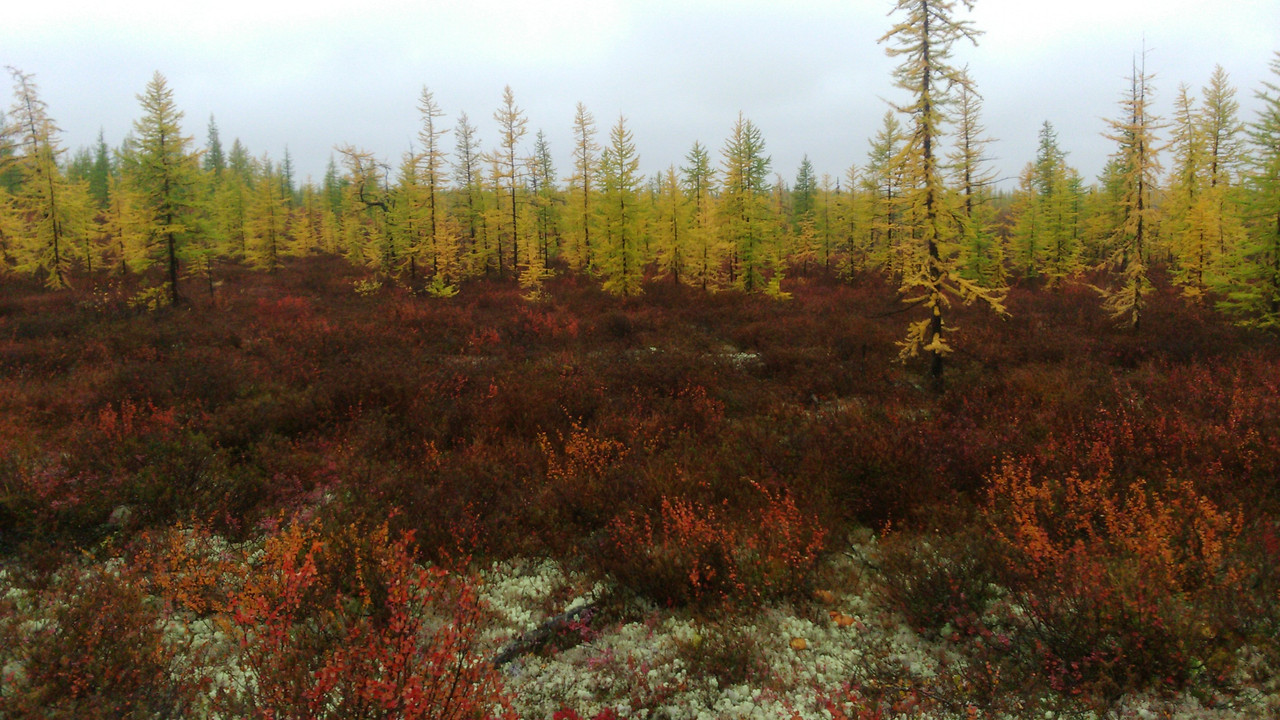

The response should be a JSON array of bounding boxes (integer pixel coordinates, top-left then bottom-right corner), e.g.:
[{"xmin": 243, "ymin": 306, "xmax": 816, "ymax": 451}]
[{"xmin": 4, "ymin": 0, "xmax": 1278, "ymax": 191}]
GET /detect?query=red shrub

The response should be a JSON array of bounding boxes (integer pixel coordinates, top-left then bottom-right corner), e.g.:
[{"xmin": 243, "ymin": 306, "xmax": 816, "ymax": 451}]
[
  {"xmin": 220, "ymin": 520, "xmax": 512, "ymax": 719},
  {"xmin": 602, "ymin": 482, "xmax": 826, "ymax": 608}
]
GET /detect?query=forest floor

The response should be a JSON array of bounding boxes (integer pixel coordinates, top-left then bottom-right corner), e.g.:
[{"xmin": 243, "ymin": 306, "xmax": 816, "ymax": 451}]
[{"xmin": 1, "ymin": 257, "xmax": 1278, "ymax": 718}]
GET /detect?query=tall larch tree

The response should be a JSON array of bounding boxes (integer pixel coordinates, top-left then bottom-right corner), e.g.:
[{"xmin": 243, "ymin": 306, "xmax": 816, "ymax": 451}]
[
  {"xmin": 528, "ymin": 130, "xmax": 559, "ymax": 271},
  {"xmin": 598, "ymin": 115, "xmax": 644, "ymax": 296},
  {"xmin": 681, "ymin": 140, "xmax": 720, "ymax": 290},
  {"xmin": 880, "ymin": 0, "xmax": 1005, "ymax": 381},
  {"xmin": 1167, "ymin": 83, "xmax": 1213, "ymax": 295},
  {"xmin": 1199, "ymin": 66, "xmax": 1247, "ymax": 274},
  {"xmin": 492, "ymin": 85, "xmax": 528, "ymax": 276},
  {"xmin": 789, "ymin": 157, "xmax": 820, "ymax": 276},
  {"xmin": 6, "ymin": 67, "xmax": 92, "ymax": 288},
  {"xmin": 246, "ymin": 154, "xmax": 288, "ymax": 273},
  {"xmin": 102, "ymin": 173, "xmax": 146, "ymax": 275},
  {"xmin": 1217, "ymin": 52, "xmax": 1280, "ymax": 327},
  {"xmin": 336, "ymin": 145, "xmax": 393, "ymax": 272},
  {"xmin": 1100, "ymin": 58, "xmax": 1163, "ymax": 331},
  {"xmin": 451, "ymin": 111, "xmax": 483, "ymax": 269},
  {"xmin": 417, "ymin": 86, "xmax": 455, "ymax": 284},
  {"xmin": 517, "ymin": 133, "xmax": 554, "ymax": 299},
  {"xmin": 653, "ymin": 164, "xmax": 691, "ymax": 284},
  {"xmin": 88, "ymin": 129, "xmax": 112, "ymax": 209},
  {"xmin": 124, "ymin": 72, "xmax": 204, "ymax": 305},
  {"xmin": 566, "ymin": 102, "xmax": 600, "ymax": 272},
  {"xmin": 391, "ymin": 151, "xmax": 425, "ymax": 279},
  {"xmin": 280, "ymin": 147, "xmax": 297, "ymax": 207},
  {"xmin": 1010, "ymin": 121, "xmax": 1080, "ymax": 282},
  {"xmin": 948, "ymin": 81, "xmax": 1003, "ymax": 285},
  {"xmin": 863, "ymin": 111, "xmax": 906, "ymax": 278},
  {"xmin": 0, "ymin": 109, "xmax": 14, "ymax": 269},
  {"xmin": 815, "ymin": 173, "xmax": 839, "ymax": 273},
  {"xmin": 204, "ymin": 115, "xmax": 225, "ymax": 178},
  {"xmin": 793, "ymin": 156, "xmax": 818, "ymax": 229},
  {"xmin": 718, "ymin": 112, "xmax": 773, "ymax": 292}
]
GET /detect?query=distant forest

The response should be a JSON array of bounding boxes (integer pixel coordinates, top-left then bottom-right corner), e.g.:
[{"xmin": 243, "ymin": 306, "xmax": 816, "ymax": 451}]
[{"xmin": 2, "ymin": 3, "xmax": 1279, "ymax": 376}]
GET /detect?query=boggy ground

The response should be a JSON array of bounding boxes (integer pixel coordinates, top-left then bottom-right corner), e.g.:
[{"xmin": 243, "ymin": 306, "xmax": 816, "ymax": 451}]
[{"xmin": 0, "ymin": 257, "xmax": 1277, "ymax": 718}]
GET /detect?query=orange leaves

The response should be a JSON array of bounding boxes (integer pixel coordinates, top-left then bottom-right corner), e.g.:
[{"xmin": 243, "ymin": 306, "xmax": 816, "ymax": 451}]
[
  {"xmin": 94, "ymin": 398, "xmax": 179, "ymax": 444},
  {"xmin": 985, "ymin": 456, "xmax": 1243, "ymax": 594},
  {"xmin": 982, "ymin": 456, "xmax": 1247, "ymax": 693},
  {"xmin": 603, "ymin": 482, "xmax": 827, "ymax": 608},
  {"xmin": 132, "ymin": 522, "xmax": 244, "ymax": 615},
  {"xmin": 219, "ymin": 518, "xmax": 509, "ymax": 720},
  {"xmin": 540, "ymin": 420, "xmax": 628, "ymax": 485}
]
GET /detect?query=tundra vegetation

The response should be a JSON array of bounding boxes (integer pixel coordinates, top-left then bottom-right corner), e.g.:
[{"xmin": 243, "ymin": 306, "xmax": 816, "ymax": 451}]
[{"xmin": 2, "ymin": 5, "xmax": 1280, "ymax": 717}]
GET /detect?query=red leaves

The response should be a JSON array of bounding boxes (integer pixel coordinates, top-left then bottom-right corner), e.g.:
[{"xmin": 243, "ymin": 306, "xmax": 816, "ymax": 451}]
[
  {"xmin": 603, "ymin": 482, "xmax": 826, "ymax": 608},
  {"xmin": 222, "ymin": 519, "xmax": 510, "ymax": 720}
]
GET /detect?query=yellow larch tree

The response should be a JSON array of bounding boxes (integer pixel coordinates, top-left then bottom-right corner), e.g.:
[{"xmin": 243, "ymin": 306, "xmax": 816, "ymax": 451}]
[
  {"xmin": 1099, "ymin": 58, "xmax": 1163, "ymax": 331},
  {"xmin": 880, "ymin": 0, "xmax": 1006, "ymax": 381},
  {"xmin": 681, "ymin": 140, "xmax": 721, "ymax": 291},
  {"xmin": 565, "ymin": 102, "xmax": 600, "ymax": 273},
  {"xmin": 5, "ymin": 67, "xmax": 92, "ymax": 289}
]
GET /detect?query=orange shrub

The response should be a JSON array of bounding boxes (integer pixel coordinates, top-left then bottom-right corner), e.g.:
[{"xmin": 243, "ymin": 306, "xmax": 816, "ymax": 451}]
[
  {"xmin": 602, "ymin": 482, "xmax": 826, "ymax": 608},
  {"xmin": 220, "ymin": 519, "xmax": 511, "ymax": 719},
  {"xmin": 983, "ymin": 455, "xmax": 1245, "ymax": 696}
]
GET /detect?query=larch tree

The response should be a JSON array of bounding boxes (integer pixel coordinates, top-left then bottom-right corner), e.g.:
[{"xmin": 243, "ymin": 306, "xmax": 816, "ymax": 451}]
[
  {"xmin": 390, "ymin": 151, "xmax": 424, "ymax": 280},
  {"xmin": 245, "ymin": 154, "xmax": 288, "ymax": 273},
  {"xmin": 416, "ymin": 86, "xmax": 455, "ymax": 286},
  {"xmin": 1099, "ymin": 58, "xmax": 1163, "ymax": 331},
  {"xmin": 1198, "ymin": 66, "xmax": 1247, "ymax": 276},
  {"xmin": 880, "ymin": 0, "xmax": 1006, "ymax": 381},
  {"xmin": 793, "ymin": 156, "xmax": 818, "ymax": 229},
  {"xmin": 88, "ymin": 129, "xmax": 112, "ymax": 209},
  {"xmin": 204, "ymin": 115, "xmax": 226, "ymax": 178},
  {"xmin": 103, "ymin": 173, "xmax": 147, "ymax": 275},
  {"xmin": 681, "ymin": 140, "xmax": 720, "ymax": 290},
  {"xmin": 0, "ymin": 110, "xmax": 15, "ymax": 270},
  {"xmin": 718, "ymin": 112, "xmax": 773, "ymax": 293},
  {"xmin": 211, "ymin": 162, "xmax": 250, "ymax": 258},
  {"xmin": 598, "ymin": 114, "xmax": 644, "ymax": 296},
  {"xmin": 1167, "ymin": 83, "xmax": 1214, "ymax": 295},
  {"xmin": 290, "ymin": 183, "xmax": 329, "ymax": 256},
  {"xmin": 451, "ymin": 111, "xmax": 483, "ymax": 267},
  {"xmin": 653, "ymin": 164, "xmax": 691, "ymax": 284},
  {"xmin": 123, "ymin": 72, "xmax": 204, "ymax": 305},
  {"xmin": 566, "ymin": 102, "xmax": 600, "ymax": 272},
  {"xmin": 790, "ymin": 156, "xmax": 821, "ymax": 276},
  {"xmin": 492, "ymin": 85, "xmax": 528, "ymax": 276},
  {"xmin": 336, "ymin": 144, "xmax": 394, "ymax": 272},
  {"xmin": 863, "ymin": 111, "xmax": 906, "ymax": 278},
  {"xmin": 528, "ymin": 130, "xmax": 559, "ymax": 270},
  {"xmin": 1009, "ymin": 121, "xmax": 1080, "ymax": 282},
  {"xmin": 816, "ymin": 173, "xmax": 838, "ymax": 273},
  {"xmin": 948, "ymin": 82, "xmax": 1003, "ymax": 285},
  {"xmin": 517, "ymin": 133, "xmax": 554, "ymax": 299},
  {"xmin": 1007, "ymin": 163, "xmax": 1042, "ymax": 277},
  {"xmin": 280, "ymin": 146, "xmax": 297, "ymax": 207},
  {"xmin": 5, "ymin": 67, "xmax": 91, "ymax": 289},
  {"xmin": 1216, "ymin": 52, "xmax": 1280, "ymax": 327}
]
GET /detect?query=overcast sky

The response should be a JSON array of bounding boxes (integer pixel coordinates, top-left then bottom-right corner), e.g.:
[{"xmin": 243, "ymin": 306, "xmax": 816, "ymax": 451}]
[{"xmin": 4, "ymin": 0, "xmax": 1277, "ymax": 191}]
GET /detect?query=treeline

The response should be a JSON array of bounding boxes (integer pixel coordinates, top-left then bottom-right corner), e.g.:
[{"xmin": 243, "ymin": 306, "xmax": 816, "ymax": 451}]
[{"xmin": 1, "ymin": 47, "xmax": 1278, "ymax": 336}]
